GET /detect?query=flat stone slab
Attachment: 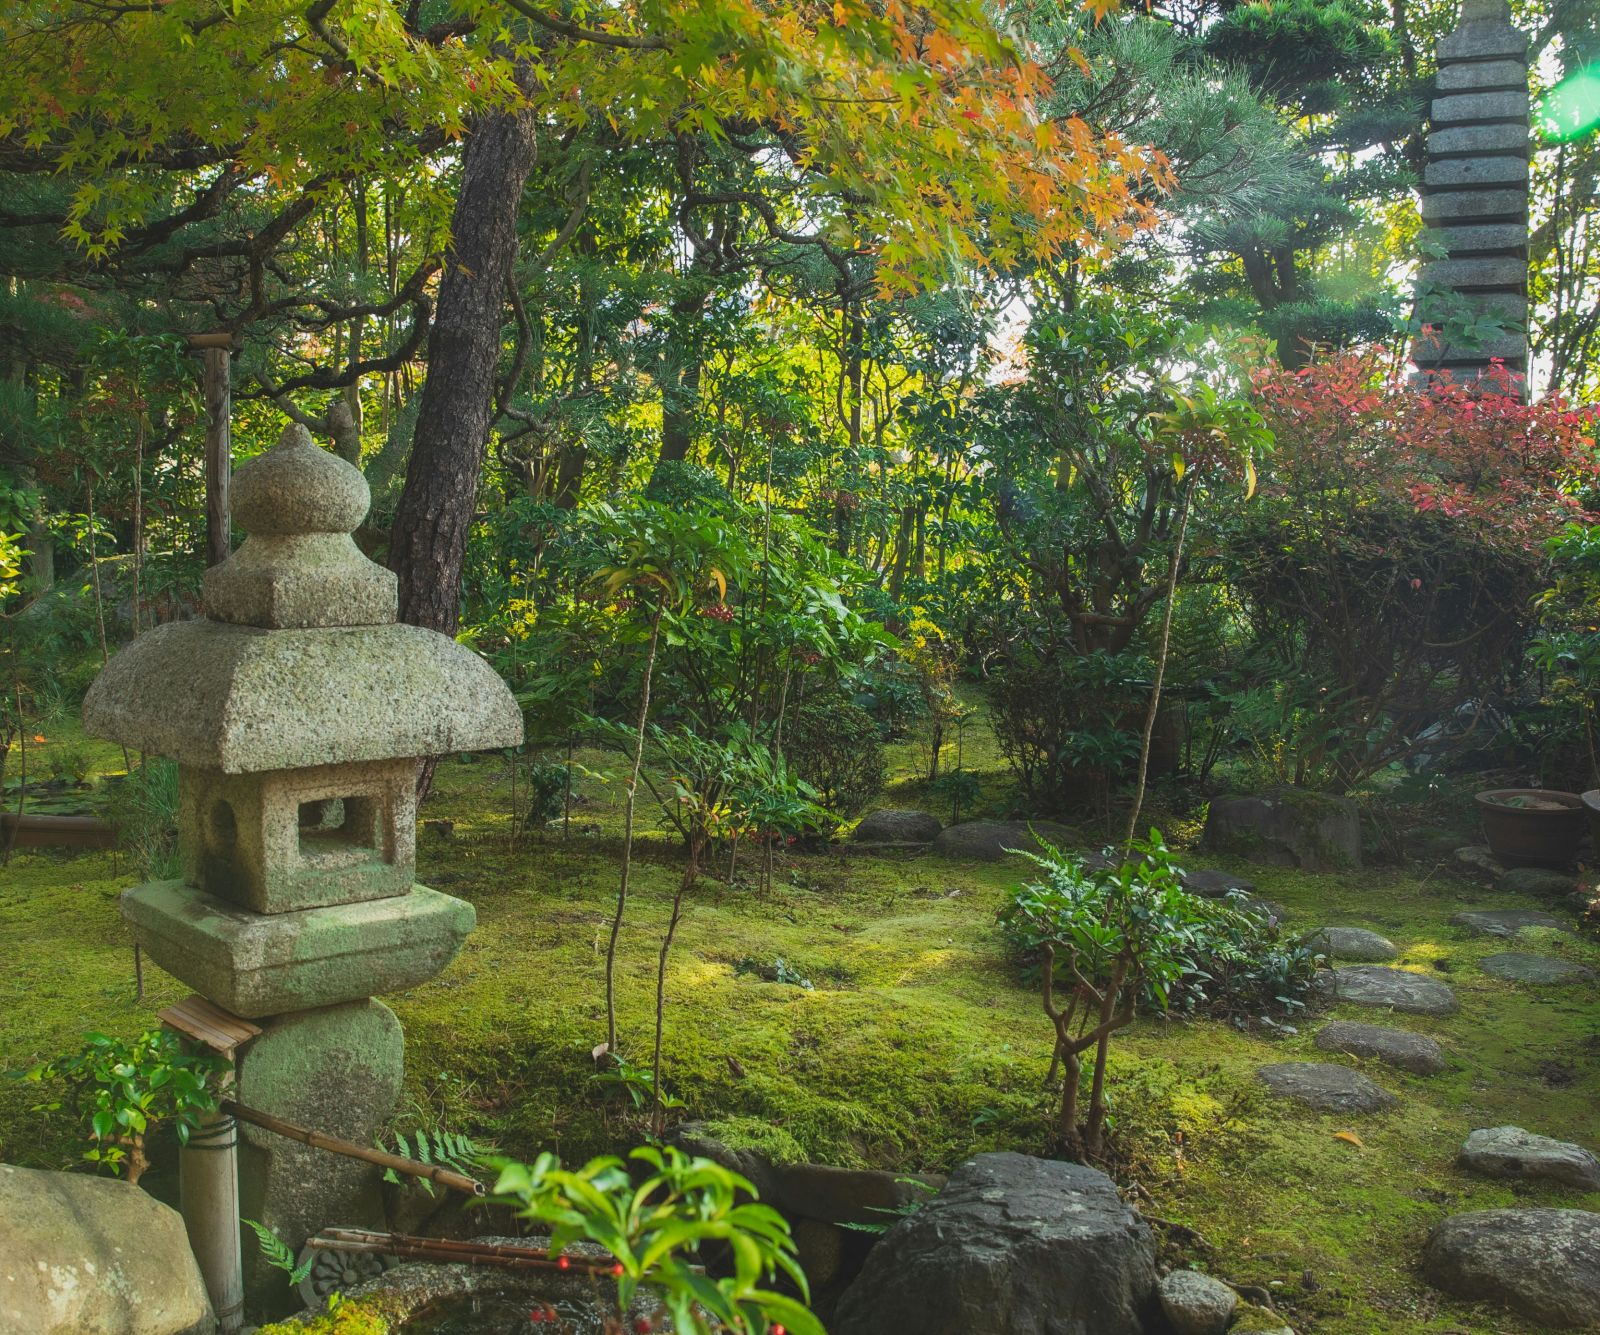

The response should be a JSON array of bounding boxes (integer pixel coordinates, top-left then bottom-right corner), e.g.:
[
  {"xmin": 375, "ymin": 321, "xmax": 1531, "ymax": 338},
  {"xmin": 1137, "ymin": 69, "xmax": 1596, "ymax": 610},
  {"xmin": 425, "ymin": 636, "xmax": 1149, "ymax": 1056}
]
[
  {"xmin": 122, "ymin": 878, "xmax": 475, "ymax": 1017},
  {"xmin": 1323, "ymin": 966, "xmax": 1460, "ymax": 1016},
  {"xmin": 1305, "ymin": 927, "xmax": 1398, "ymax": 962},
  {"xmin": 1479, "ymin": 951, "xmax": 1595, "ymax": 985},
  {"xmin": 929, "ymin": 819, "xmax": 1082, "ymax": 862},
  {"xmin": 1180, "ymin": 868, "xmax": 1256, "ymax": 898},
  {"xmin": 1256, "ymin": 1062, "xmax": 1396, "ymax": 1113},
  {"xmin": 1460, "ymin": 1126, "xmax": 1600, "ymax": 1191},
  {"xmin": 1314, "ymin": 1022, "xmax": 1446, "ymax": 1075},
  {"xmin": 1423, "ymin": 1210, "xmax": 1600, "ymax": 1329},
  {"xmin": 1451, "ymin": 908, "xmax": 1563, "ymax": 937},
  {"xmin": 1498, "ymin": 866, "xmax": 1578, "ymax": 899}
]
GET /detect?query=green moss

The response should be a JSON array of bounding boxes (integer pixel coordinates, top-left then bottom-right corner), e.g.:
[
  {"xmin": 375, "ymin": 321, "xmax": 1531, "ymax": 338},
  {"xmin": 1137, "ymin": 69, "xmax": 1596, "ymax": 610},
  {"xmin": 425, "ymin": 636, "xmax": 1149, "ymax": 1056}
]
[
  {"xmin": 5, "ymin": 707, "xmax": 1599, "ymax": 1335},
  {"xmin": 255, "ymin": 1297, "xmax": 393, "ymax": 1334},
  {"xmin": 702, "ymin": 1116, "xmax": 808, "ymax": 1166}
]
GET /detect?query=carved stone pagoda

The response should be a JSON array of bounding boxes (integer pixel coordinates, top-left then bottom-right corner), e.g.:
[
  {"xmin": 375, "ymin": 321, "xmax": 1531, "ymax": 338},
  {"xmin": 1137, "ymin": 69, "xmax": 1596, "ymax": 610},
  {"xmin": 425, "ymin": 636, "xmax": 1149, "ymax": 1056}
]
[{"xmin": 1413, "ymin": 0, "xmax": 1532, "ymax": 390}]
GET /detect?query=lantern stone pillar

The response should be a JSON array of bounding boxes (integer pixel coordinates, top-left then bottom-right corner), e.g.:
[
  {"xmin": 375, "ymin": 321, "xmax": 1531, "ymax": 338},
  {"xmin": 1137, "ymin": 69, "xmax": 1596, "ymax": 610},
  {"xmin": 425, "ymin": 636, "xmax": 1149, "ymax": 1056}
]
[
  {"xmin": 83, "ymin": 423, "xmax": 522, "ymax": 1310},
  {"xmin": 1413, "ymin": 0, "xmax": 1532, "ymax": 390}
]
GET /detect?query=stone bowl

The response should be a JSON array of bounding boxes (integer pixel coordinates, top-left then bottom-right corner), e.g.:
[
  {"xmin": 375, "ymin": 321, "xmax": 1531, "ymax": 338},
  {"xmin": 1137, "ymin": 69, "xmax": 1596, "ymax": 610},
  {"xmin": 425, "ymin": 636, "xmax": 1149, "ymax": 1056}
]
[
  {"xmin": 1475, "ymin": 789, "xmax": 1585, "ymax": 867},
  {"xmin": 273, "ymin": 1236, "xmax": 651, "ymax": 1333},
  {"xmin": 1580, "ymin": 790, "xmax": 1600, "ymax": 855}
]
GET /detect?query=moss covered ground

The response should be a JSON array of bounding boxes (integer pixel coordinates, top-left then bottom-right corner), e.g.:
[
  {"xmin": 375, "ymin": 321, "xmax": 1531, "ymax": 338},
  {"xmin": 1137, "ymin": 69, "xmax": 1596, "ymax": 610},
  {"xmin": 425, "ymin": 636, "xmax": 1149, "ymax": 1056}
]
[{"xmin": 3, "ymin": 708, "xmax": 1598, "ymax": 1334}]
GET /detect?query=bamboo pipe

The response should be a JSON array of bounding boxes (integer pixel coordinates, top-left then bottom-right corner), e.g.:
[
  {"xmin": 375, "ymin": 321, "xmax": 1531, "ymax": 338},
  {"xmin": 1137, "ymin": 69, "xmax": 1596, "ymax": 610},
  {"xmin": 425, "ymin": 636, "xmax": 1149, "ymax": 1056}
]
[
  {"xmin": 219, "ymin": 1100, "xmax": 485, "ymax": 1196},
  {"xmin": 308, "ymin": 1228, "xmax": 621, "ymax": 1278}
]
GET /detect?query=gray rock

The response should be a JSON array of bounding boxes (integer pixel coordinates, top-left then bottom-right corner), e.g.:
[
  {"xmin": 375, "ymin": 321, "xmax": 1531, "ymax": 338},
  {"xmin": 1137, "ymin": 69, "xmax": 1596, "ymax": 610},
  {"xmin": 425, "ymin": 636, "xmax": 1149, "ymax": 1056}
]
[
  {"xmin": 852, "ymin": 809, "xmax": 942, "ymax": 846},
  {"xmin": 930, "ymin": 819, "xmax": 1082, "ymax": 862},
  {"xmin": 832, "ymin": 1152, "xmax": 1157, "ymax": 1335},
  {"xmin": 1203, "ymin": 792, "xmax": 1360, "ymax": 871},
  {"xmin": 1499, "ymin": 865, "xmax": 1579, "ymax": 899},
  {"xmin": 1451, "ymin": 908, "xmax": 1563, "ymax": 937},
  {"xmin": 1422, "ymin": 1209, "xmax": 1600, "ymax": 1329},
  {"xmin": 1460, "ymin": 1127, "xmax": 1600, "ymax": 1191},
  {"xmin": 1158, "ymin": 1269, "xmax": 1237, "ymax": 1335},
  {"xmin": 0, "ymin": 1162, "xmax": 215, "ymax": 1334},
  {"xmin": 1314, "ymin": 1022, "xmax": 1447, "ymax": 1075},
  {"xmin": 1323, "ymin": 965, "xmax": 1460, "ymax": 1016},
  {"xmin": 1452, "ymin": 845, "xmax": 1506, "ymax": 881},
  {"xmin": 1180, "ymin": 868, "xmax": 1257, "ymax": 898},
  {"xmin": 1304, "ymin": 927, "xmax": 1398, "ymax": 962},
  {"xmin": 1256, "ymin": 1063, "xmax": 1396, "ymax": 1114},
  {"xmin": 1480, "ymin": 951, "xmax": 1596, "ymax": 984}
]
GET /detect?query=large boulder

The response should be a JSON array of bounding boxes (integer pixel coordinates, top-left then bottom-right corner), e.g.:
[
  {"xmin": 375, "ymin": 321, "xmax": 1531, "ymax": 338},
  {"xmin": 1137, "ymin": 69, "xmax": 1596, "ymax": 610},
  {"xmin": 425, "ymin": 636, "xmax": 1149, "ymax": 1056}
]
[
  {"xmin": 1203, "ymin": 793, "xmax": 1361, "ymax": 871},
  {"xmin": 930, "ymin": 820, "xmax": 1084, "ymax": 863},
  {"xmin": 851, "ymin": 809, "xmax": 942, "ymax": 847},
  {"xmin": 832, "ymin": 1152, "xmax": 1156, "ymax": 1335},
  {"xmin": 1422, "ymin": 1209, "xmax": 1600, "ymax": 1329},
  {"xmin": 0, "ymin": 1162, "xmax": 215, "ymax": 1335}
]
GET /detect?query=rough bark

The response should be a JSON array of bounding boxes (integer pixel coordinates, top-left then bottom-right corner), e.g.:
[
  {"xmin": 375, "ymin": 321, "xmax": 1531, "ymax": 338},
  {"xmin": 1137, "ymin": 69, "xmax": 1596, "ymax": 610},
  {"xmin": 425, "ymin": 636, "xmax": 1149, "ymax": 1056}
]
[{"xmin": 391, "ymin": 96, "xmax": 539, "ymax": 637}]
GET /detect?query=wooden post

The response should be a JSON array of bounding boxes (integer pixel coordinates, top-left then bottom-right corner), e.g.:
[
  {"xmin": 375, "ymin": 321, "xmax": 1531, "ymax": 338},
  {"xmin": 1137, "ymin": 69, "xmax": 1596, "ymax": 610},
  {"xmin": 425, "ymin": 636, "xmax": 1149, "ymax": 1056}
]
[{"xmin": 189, "ymin": 333, "xmax": 234, "ymax": 568}]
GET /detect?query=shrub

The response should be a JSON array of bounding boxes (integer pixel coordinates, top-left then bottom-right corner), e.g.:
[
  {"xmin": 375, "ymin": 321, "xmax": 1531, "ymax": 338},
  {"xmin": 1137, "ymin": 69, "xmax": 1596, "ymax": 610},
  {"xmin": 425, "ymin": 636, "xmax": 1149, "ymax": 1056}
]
[
  {"xmin": 987, "ymin": 649, "xmax": 1144, "ymax": 813},
  {"xmin": 784, "ymin": 691, "xmax": 886, "ymax": 818},
  {"xmin": 1230, "ymin": 351, "xmax": 1598, "ymax": 790}
]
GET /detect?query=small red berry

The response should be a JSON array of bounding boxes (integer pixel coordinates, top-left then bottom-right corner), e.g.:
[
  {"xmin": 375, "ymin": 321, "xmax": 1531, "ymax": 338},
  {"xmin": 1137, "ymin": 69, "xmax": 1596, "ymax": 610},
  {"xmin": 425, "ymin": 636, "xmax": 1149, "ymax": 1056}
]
[
  {"xmin": 613, "ymin": 1263, "xmax": 625, "ymax": 1276},
  {"xmin": 773, "ymin": 1325, "xmax": 786, "ymax": 1335},
  {"xmin": 557, "ymin": 1255, "xmax": 571, "ymax": 1270}
]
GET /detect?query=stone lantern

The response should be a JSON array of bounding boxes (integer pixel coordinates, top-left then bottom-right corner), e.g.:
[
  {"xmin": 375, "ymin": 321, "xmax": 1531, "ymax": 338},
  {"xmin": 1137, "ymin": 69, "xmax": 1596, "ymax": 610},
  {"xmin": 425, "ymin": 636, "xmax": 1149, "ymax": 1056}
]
[{"xmin": 82, "ymin": 423, "xmax": 522, "ymax": 1300}]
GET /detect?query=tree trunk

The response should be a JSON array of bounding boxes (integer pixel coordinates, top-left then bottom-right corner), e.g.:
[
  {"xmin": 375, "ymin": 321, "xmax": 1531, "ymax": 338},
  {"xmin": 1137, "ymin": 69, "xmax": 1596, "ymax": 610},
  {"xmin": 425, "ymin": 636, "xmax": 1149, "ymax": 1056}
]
[{"xmin": 391, "ymin": 96, "xmax": 539, "ymax": 638}]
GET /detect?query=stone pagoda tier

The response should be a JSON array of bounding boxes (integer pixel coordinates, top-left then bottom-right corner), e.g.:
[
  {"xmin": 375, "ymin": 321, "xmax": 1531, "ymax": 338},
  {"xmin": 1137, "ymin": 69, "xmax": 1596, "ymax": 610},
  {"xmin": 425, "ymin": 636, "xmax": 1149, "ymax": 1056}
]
[
  {"xmin": 83, "ymin": 423, "xmax": 522, "ymax": 1307},
  {"xmin": 1413, "ymin": 0, "xmax": 1532, "ymax": 388}
]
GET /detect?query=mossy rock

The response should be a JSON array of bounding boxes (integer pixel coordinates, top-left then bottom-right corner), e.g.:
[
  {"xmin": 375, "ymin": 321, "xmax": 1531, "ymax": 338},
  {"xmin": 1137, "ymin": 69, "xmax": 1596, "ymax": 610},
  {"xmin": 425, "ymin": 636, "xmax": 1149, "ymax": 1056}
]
[{"xmin": 1203, "ymin": 793, "xmax": 1360, "ymax": 872}]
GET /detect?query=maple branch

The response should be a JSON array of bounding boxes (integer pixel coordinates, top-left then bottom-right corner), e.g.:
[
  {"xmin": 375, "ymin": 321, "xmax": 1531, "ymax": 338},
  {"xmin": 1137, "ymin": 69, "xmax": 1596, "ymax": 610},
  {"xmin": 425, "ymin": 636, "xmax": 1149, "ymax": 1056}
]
[{"xmin": 499, "ymin": 0, "xmax": 670, "ymax": 49}]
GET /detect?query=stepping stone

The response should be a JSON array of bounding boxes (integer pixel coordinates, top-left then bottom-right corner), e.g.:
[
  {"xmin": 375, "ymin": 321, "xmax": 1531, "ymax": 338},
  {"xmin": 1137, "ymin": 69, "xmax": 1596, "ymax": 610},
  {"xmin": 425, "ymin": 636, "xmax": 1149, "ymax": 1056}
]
[
  {"xmin": 1451, "ymin": 908, "xmax": 1563, "ymax": 938},
  {"xmin": 1305, "ymin": 927, "xmax": 1397, "ymax": 962},
  {"xmin": 1321, "ymin": 965, "xmax": 1460, "ymax": 1015},
  {"xmin": 1452, "ymin": 845, "xmax": 1504, "ymax": 882},
  {"xmin": 1256, "ymin": 1062, "xmax": 1396, "ymax": 1113},
  {"xmin": 1479, "ymin": 951, "xmax": 1596, "ymax": 985},
  {"xmin": 1498, "ymin": 866, "xmax": 1578, "ymax": 900},
  {"xmin": 1158, "ymin": 1270, "xmax": 1236, "ymax": 1335},
  {"xmin": 1459, "ymin": 1126, "xmax": 1600, "ymax": 1191},
  {"xmin": 1314, "ymin": 1021, "xmax": 1446, "ymax": 1075},
  {"xmin": 1181, "ymin": 868, "xmax": 1256, "ymax": 898},
  {"xmin": 1422, "ymin": 1209, "xmax": 1600, "ymax": 1329},
  {"xmin": 852, "ymin": 809, "xmax": 942, "ymax": 847},
  {"xmin": 1235, "ymin": 894, "xmax": 1289, "ymax": 922}
]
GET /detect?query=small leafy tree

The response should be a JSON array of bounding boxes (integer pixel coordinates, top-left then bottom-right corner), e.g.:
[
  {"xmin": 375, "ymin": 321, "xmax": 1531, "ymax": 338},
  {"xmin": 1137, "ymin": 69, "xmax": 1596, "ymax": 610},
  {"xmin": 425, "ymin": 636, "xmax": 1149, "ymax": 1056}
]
[
  {"xmin": 486, "ymin": 1145, "xmax": 822, "ymax": 1335},
  {"xmin": 27, "ymin": 1029, "xmax": 225, "ymax": 1184}
]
